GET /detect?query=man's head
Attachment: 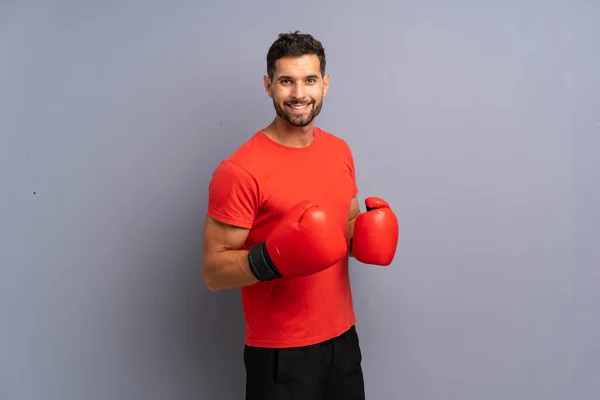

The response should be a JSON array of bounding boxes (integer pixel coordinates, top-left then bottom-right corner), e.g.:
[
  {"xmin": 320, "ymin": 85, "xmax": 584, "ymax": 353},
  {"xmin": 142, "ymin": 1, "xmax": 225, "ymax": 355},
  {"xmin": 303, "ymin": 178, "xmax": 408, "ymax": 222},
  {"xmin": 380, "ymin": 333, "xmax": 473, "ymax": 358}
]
[{"xmin": 264, "ymin": 31, "xmax": 329, "ymax": 128}]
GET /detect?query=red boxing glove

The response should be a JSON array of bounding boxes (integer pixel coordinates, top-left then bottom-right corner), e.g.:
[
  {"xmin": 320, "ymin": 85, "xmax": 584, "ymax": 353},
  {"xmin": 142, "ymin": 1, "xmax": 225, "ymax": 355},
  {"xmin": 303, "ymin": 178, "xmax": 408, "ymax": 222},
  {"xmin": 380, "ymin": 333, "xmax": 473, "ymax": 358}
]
[
  {"xmin": 351, "ymin": 197, "xmax": 399, "ymax": 266},
  {"xmin": 248, "ymin": 201, "xmax": 348, "ymax": 280}
]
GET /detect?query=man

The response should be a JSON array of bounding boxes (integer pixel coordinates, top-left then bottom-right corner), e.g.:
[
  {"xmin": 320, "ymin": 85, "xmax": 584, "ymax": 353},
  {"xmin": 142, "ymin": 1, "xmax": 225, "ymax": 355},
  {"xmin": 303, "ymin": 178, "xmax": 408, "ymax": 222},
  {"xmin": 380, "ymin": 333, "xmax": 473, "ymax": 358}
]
[{"xmin": 202, "ymin": 31, "xmax": 399, "ymax": 400}]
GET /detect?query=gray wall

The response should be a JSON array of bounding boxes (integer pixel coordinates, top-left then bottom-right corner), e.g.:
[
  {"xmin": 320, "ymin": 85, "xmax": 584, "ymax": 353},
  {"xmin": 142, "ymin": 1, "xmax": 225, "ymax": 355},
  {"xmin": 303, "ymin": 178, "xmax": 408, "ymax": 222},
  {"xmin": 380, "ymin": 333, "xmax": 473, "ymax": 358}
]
[{"xmin": 1, "ymin": 1, "xmax": 598, "ymax": 399}]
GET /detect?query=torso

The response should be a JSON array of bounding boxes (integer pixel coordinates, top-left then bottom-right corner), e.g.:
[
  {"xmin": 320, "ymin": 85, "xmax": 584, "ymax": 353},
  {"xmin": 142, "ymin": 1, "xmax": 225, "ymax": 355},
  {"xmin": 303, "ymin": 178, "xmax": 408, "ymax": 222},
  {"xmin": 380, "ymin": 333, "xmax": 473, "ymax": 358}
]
[{"xmin": 230, "ymin": 127, "xmax": 358, "ymax": 348}]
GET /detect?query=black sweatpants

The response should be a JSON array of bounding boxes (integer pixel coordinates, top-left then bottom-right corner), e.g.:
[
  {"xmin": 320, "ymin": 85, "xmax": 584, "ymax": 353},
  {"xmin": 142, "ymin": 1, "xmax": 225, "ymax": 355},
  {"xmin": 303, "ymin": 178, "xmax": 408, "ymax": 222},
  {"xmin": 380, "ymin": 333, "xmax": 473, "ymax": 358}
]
[{"xmin": 243, "ymin": 325, "xmax": 365, "ymax": 400}]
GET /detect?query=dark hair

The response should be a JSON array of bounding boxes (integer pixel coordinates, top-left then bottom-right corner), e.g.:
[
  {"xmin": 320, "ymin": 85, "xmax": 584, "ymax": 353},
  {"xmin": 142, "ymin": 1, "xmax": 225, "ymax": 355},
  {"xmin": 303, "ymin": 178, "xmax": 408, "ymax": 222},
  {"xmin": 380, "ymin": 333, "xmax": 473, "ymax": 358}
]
[{"xmin": 266, "ymin": 31, "xmax": 326, "ymax": 78}]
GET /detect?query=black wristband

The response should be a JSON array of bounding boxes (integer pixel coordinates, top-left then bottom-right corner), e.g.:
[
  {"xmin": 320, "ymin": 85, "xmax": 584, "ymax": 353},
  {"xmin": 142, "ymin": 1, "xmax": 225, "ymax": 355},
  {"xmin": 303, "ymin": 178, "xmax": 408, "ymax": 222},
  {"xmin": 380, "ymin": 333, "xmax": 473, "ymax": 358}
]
[{"xmin": 247, "ymin": 242, "xmax": 282, "ymax": 281}]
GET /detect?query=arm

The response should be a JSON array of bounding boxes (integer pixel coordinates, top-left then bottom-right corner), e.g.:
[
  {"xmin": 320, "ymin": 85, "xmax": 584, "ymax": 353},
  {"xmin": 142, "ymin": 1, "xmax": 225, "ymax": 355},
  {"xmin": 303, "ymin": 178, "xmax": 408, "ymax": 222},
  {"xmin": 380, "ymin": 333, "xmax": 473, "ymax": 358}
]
[
  {"xmin": 348, "ymin": 196, "xmax": 360, "ymax": 257},
  {"xmin": 344, "ymin": 144, "xmax": 398, "ymax": 265},
  {"xmin": 202, "ymin": 159, "xmax": 260, "ymax": 291},
  {"xmin": 202, "ymin": 215, "xmax": 258, "ymax": 292}
]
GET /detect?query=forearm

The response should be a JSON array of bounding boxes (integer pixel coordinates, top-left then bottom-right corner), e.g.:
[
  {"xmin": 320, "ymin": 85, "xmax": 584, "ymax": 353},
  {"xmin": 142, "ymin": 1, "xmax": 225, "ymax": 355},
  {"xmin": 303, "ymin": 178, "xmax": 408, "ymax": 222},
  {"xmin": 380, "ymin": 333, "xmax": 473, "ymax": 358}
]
[{"xmin": 203, "ymin": 249, "xmax": 258, "ymax": 292}]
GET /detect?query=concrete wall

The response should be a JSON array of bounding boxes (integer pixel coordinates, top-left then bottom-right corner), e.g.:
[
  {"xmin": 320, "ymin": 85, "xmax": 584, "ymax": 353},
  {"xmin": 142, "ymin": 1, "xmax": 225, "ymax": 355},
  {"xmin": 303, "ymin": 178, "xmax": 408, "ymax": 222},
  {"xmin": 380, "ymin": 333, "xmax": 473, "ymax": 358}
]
[{"xmin": 1, "ymin": 1, "xmax": 598, "ymax": 399}]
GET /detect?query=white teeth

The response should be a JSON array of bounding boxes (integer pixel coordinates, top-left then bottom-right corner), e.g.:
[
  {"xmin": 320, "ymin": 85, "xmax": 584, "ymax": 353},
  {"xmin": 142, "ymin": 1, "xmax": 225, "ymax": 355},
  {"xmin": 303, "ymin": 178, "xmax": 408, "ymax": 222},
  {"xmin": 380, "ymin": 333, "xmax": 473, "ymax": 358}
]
[{"xmin": 290, "ymin": 104, "xmax": 308, "ymax": 109}]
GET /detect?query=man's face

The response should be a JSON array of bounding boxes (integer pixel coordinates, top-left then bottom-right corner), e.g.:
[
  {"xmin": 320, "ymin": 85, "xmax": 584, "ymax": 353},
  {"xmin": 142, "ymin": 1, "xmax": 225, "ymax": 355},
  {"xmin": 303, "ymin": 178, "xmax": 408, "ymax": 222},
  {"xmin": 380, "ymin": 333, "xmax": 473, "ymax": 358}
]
[{"xmin": 264, "ymin": 55, "xmax": 329, "ymax": 127}]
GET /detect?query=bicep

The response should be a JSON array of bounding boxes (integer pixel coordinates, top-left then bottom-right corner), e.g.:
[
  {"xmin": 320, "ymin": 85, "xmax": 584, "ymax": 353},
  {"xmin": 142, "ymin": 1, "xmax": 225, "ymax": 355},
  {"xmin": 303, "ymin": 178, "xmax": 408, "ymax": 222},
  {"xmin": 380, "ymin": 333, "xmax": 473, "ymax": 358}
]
[{"xmin": 202, "ymin": 215, "xmax": 250, "ymax": 257}]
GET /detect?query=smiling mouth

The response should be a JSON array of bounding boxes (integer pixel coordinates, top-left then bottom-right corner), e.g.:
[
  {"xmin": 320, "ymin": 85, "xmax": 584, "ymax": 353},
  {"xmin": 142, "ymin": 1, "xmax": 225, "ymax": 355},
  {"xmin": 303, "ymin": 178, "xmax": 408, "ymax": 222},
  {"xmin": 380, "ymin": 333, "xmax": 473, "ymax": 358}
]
[{"xmin": 286, "ymin": 103, "xmax": 311, "ymax": 112}]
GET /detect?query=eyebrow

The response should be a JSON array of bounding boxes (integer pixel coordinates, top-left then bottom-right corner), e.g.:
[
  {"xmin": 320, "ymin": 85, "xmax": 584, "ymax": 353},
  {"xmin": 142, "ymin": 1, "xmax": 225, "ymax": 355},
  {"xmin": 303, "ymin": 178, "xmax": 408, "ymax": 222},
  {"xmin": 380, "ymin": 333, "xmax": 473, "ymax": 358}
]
[{"xmin": 278, "ymin": 75, "xmax": 320, "ymax": 80}]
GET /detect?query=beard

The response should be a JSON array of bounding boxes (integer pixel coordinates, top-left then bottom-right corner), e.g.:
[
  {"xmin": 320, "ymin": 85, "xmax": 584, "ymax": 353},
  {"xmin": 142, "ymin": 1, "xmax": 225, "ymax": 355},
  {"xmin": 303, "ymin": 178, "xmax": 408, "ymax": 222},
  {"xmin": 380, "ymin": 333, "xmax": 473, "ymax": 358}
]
[{"xmin": 273, "ymin": 97, "xmax": 323, "ymax": 127}]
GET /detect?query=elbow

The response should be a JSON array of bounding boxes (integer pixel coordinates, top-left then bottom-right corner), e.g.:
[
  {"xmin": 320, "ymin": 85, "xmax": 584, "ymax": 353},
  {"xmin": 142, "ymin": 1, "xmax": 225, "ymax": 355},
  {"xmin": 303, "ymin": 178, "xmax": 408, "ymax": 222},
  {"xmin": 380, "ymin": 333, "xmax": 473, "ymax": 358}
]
[
  {"xmin": 203, "ymin": 273, "xmax": 222, "ymax": 293},
  {"xmin": 203, "ymin": 275, "xmax": 221, "ymax": 292},
  {"xmin": 202, "ymin": 262, "xmax": 220, "ymax": 292},
  {"xmin": 205, "ymin": 283, "xmax": 220, "ymax": 293}
]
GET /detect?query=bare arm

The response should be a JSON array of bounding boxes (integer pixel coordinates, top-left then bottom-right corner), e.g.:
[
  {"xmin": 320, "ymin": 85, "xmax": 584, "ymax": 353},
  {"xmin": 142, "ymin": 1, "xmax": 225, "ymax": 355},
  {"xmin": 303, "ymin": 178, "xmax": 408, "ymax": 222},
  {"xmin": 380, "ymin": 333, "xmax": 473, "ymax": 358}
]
[
  {"xmin": 348, "ymin": 196, "xmax": 360, "ymax": 257},
  {"xmin": 202, "ymin": 215, "xmax": 259, "ymax": 292}
]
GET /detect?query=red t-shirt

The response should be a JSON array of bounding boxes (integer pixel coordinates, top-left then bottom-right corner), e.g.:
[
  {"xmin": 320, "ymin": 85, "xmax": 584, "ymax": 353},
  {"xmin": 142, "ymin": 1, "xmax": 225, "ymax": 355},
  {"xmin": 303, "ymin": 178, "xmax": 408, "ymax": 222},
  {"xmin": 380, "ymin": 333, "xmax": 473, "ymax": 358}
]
[{"xmin": 207, "ymin": 127, "xmax": 359, "ymax": 348}]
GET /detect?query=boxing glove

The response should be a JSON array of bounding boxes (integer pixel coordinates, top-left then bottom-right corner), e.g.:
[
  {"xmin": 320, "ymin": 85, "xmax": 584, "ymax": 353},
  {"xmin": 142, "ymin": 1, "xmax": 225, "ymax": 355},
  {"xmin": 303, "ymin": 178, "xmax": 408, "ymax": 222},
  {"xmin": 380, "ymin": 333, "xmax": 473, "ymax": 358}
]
[
  {"xmin": 248, "ymin": 200, "xmax": 347, "ymax": 281},
  {"xmin": 351, "ymin": 197, "xmax": 399, "ymax": 266}
]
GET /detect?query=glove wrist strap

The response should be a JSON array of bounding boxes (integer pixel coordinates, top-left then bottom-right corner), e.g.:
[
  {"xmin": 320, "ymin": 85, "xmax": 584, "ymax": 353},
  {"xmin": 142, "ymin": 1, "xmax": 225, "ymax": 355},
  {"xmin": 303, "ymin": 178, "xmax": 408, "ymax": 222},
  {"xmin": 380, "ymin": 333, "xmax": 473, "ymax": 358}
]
[{"xmin": 248, "ymin": 242, "xmax": 282, "ymax": 281}]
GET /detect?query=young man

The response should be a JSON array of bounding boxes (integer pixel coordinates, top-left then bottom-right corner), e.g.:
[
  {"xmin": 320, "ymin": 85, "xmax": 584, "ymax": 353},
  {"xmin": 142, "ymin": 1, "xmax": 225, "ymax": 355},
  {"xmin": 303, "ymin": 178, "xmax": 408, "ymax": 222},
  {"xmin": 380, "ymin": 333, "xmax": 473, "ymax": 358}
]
[{"xmin": 202, "ymin": 31, "xmax": 399, "ymax": 400}]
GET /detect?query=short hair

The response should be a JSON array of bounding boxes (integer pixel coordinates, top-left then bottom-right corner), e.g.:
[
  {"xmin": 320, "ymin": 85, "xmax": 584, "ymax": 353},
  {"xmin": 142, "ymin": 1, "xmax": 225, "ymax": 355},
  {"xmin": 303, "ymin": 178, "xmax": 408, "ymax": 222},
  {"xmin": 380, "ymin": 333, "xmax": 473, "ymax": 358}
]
[{"xmin": 266, "ymin": 31, "xmax": 326, "ymax": 78}]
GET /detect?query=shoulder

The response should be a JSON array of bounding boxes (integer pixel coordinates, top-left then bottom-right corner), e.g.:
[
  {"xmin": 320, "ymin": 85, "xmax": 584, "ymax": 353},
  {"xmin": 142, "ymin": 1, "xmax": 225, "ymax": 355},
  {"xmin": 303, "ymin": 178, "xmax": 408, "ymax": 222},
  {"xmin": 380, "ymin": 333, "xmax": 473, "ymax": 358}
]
[
  {"xmin": 209, "ymin": 131, "xmax": 267, "ymax": 186},
  {"xmin": 315, "ymin": 127, "xmax": 354, "ymax": 156},
  {"xmin": 208, "ymin": 147, "xmax": 261, "ymax": 229},
  {"xmin": 209, "ymin": 131, "xmax": 261, "ymax": 178},
  {"xmin": 219, "ymin": 130, "xmax": 271, "ymax": 174},
  {"xmin": 210, "ymin": 158, "xmax": 255, "ymax": 185}
]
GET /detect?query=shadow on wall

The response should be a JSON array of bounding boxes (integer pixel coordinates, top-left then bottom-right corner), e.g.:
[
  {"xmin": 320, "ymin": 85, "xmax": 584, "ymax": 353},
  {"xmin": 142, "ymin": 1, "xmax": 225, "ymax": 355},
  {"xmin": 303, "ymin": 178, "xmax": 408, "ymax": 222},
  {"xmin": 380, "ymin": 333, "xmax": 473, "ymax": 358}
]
[
  {"xmin": 81, "ymin": 81, "xmax": 269, "ymax": 399},
  {"xmin": 155, "ymin": 177, "xmax": 250, "ymax": 397},
  {"xmin": 110, "ymin": 186, "xmax": 248, "ymax": 398},
  {"xmin": 128, "ymin": 101, "xmax": 265, "ymax": 398}
]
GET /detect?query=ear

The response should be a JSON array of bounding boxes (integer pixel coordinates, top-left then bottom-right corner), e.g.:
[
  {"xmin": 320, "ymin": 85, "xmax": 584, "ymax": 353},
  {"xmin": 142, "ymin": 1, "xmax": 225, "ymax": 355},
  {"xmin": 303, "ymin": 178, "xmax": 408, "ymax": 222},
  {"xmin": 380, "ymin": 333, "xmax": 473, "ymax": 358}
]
[
  {"xmin": 264, "ymin": 75, "xmax": 273, "ymax": 98},
  {"xmin": 322, "ymin": 73, "xmax": 330, "ymax": 97}
]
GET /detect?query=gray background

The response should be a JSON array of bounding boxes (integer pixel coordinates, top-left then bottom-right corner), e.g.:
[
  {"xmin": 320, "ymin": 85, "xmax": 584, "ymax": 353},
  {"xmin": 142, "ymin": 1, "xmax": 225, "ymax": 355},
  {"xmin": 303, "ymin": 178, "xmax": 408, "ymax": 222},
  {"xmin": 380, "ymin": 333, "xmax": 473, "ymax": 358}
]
[{"xmin": 1, "ymin": 0, "xmax": 598, "ymax": 399}]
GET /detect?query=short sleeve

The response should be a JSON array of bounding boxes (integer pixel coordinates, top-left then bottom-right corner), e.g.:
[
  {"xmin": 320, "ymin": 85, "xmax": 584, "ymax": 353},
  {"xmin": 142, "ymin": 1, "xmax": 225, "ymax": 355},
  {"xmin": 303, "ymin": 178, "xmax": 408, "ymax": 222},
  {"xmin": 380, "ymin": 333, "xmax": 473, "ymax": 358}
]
[{"xmin": 207, "ymin": 160, "xmax": 259, "ymax": 229}]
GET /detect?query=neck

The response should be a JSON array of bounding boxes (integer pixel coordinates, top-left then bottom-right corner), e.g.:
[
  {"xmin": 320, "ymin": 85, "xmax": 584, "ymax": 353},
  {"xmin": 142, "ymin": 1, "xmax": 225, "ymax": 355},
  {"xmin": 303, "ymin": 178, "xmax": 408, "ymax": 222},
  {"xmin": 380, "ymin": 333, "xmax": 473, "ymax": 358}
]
[{"xmin": 263, "ymin": 116, "xmax": 315, "ymax": 148}]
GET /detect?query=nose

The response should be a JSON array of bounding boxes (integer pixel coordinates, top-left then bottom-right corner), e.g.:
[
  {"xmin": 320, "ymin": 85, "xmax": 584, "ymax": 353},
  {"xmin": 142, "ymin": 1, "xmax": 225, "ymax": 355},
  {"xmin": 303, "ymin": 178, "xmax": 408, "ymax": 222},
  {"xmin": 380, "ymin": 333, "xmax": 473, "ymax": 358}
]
[{"xmin": 291, "ymin": 82, "xmax": 305, "ymax": 99}]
